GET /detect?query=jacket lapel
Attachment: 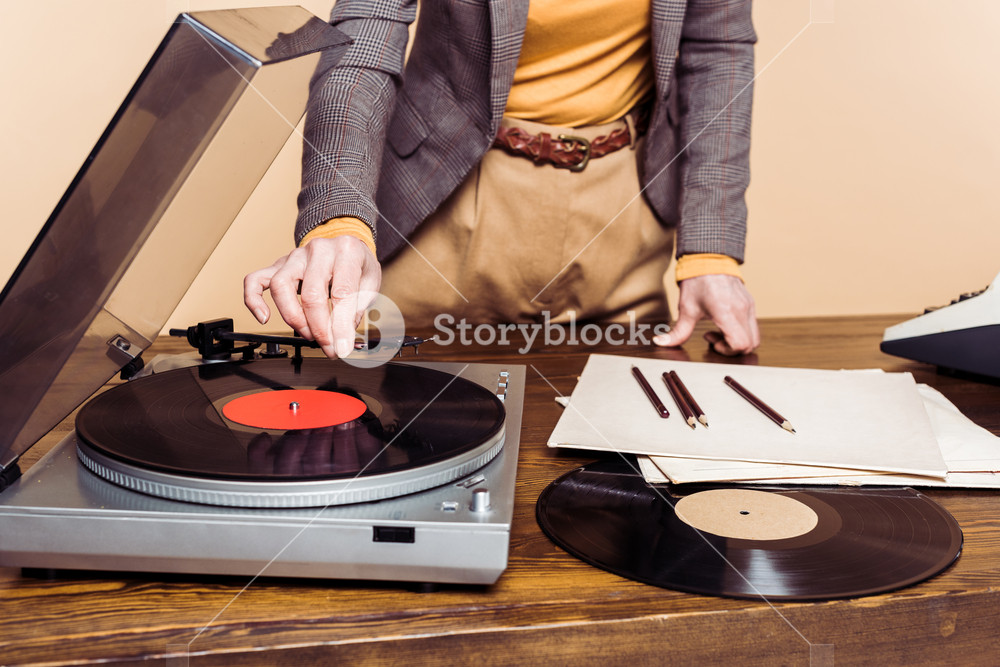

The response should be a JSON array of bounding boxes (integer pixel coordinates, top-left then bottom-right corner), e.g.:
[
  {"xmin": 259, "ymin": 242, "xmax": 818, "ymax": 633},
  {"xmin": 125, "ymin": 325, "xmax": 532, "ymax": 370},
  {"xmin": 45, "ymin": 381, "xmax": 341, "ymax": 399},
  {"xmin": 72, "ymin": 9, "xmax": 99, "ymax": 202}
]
[
  {"xmin": 487, "ymin": 0, "xmax": 530, "ymax": 131},
  {"xmin": 650, "ymin": 0, "xmax": 687, "ymax": 96}
]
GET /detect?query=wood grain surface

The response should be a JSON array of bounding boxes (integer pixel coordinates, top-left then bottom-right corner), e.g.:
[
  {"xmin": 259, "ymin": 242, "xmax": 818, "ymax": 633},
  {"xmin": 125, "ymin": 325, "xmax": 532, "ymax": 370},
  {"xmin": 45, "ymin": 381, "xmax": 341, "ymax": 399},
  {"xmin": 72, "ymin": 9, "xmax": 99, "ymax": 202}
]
[{"xmin": 3, "ymin": 315, "xmax": 1000, "ymax": 666}]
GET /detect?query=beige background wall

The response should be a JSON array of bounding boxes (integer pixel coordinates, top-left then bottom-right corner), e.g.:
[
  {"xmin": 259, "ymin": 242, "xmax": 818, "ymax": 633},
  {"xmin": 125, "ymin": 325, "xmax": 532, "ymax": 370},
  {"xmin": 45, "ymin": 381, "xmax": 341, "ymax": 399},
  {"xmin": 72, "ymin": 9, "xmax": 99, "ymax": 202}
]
[{"xmin": 2, "ymin": 1, "xmax": 998, "ymax": 334}]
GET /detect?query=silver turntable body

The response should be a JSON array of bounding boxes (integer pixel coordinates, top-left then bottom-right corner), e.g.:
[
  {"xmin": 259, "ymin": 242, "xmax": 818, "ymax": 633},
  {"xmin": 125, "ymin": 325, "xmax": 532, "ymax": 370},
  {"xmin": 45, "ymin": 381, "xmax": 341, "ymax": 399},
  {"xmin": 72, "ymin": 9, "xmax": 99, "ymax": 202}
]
[
  {"xmin": 0, "ymin": 8, "xmax": 522, "ymax": 586},
  {"xmin": 0, "ymin": 362, "xmax": 523, "ymax": 586}
]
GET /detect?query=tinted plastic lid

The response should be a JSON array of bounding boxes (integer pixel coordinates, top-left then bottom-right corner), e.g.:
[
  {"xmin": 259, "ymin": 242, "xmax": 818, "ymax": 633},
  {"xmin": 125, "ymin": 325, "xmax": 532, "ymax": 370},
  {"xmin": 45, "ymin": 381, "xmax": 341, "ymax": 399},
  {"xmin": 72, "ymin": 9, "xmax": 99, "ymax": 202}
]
[{"xmin": 0, "ymin": 7, "xmax": 349, "ymax": 471}]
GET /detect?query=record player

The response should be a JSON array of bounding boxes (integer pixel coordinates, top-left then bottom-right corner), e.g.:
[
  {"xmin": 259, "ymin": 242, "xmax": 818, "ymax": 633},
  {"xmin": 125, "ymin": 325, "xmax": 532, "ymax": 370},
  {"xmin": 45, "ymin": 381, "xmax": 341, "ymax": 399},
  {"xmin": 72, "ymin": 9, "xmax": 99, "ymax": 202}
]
[{"xmin": 0, "ymin": 7, "xmax": 523, "ymax": 586}]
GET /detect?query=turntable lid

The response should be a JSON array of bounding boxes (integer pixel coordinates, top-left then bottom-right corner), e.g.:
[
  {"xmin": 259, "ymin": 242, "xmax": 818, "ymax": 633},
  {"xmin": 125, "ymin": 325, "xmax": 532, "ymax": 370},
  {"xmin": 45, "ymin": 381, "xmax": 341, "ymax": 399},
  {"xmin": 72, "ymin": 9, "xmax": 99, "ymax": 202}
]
[{"xmin": 0, "ymin": 8, "xmax": 350, "ymax": 472}]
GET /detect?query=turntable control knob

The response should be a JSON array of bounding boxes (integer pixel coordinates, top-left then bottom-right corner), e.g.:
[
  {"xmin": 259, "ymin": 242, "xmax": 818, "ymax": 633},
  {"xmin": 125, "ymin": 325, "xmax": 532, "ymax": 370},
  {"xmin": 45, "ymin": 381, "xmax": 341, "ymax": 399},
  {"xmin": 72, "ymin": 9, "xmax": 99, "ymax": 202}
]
[{"xmin": 471, "ymin": 488, "xmax": 491, "ymax": 513}]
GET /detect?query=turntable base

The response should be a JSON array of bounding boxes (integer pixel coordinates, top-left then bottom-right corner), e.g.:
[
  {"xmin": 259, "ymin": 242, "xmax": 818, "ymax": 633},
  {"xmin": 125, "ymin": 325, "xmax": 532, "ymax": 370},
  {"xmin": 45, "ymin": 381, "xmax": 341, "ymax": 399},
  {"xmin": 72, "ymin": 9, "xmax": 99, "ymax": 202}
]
[{"xmin": 0, "ymin": 362, "xmax": 523, "ymax": 585}]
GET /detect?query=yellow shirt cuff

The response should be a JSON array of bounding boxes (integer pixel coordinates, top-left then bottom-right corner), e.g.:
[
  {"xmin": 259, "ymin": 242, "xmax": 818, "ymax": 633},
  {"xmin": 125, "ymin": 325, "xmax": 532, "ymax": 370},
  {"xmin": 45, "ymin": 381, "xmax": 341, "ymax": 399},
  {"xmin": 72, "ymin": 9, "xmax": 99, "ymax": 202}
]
[
  {"xmin": 299, "ymin": 217, "xmax": 377, "ymax": 258},
  {"xmin": 675, "ymin": 253, "xmax": 743, "ymax": 283}
]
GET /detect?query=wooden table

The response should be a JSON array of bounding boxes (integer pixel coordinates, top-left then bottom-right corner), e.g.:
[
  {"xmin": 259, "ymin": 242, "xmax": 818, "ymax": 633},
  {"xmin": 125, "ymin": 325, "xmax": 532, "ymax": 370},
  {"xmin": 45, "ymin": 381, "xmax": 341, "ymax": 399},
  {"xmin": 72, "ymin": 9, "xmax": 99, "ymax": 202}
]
[{"xmin": 3, "ymin": 315, "xmax": 1000, "ymax": 665}]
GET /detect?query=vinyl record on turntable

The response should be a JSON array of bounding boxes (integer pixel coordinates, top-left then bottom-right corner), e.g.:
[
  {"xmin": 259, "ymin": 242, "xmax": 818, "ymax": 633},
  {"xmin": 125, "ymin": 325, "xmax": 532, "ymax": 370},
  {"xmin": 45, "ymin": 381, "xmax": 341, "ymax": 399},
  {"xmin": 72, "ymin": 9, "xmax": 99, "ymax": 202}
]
[
  {"xmin": 536, "ymin": 459, "xmax": 963, "ymax": 600},
  {"xmin": 75, "ymin": 358, "xmax": 507, "ymax": 508}
]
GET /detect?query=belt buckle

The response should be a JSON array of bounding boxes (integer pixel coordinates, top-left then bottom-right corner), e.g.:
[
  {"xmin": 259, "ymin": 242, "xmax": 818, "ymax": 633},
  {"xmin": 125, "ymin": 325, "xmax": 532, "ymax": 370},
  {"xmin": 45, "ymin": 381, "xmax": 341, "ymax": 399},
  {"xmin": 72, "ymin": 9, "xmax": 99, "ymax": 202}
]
[{"xmin": 557, "ymin": 134, "xmax": 591, "ymax": 172}]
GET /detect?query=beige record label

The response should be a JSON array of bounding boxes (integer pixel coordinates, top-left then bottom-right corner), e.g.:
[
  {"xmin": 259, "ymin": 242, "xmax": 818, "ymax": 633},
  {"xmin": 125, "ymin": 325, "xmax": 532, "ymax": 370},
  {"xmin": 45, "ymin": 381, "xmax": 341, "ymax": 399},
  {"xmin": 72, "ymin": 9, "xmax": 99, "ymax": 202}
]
[{"xmin": 674, "ymin": 489, "xmax": 819, "ymax": 541}]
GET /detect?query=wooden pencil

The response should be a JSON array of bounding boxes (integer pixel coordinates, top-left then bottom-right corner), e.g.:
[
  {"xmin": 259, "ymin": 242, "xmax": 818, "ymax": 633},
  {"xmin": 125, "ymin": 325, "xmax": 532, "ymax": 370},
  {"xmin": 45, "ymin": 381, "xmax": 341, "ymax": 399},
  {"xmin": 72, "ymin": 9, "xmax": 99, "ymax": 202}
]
[
  {"xmin": 662, "ymin": 372, "xmax": 696, "ymax": 429},
  {"xmin": 669, "ymin": 370, "xmax": 708, "ymax": 427},
  {"xmin": 630, "ymin": 366, "xmax": 669, "ymax": 418},
  {"xmin": 723, "ymin": 375, "xmax": 796, "ymax": 433}
]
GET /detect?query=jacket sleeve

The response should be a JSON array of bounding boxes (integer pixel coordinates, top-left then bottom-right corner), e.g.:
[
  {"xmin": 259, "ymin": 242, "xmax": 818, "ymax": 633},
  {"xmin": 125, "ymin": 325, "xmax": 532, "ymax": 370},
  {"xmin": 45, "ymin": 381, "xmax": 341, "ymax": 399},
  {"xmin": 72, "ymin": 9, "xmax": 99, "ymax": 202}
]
[
  {"xmin": 674, "ymin": 0, "xmax": 756, "ymax": 262},
  {"xmin": 294, "ymin": 0, "xmax": 418, "ymax": 246}
]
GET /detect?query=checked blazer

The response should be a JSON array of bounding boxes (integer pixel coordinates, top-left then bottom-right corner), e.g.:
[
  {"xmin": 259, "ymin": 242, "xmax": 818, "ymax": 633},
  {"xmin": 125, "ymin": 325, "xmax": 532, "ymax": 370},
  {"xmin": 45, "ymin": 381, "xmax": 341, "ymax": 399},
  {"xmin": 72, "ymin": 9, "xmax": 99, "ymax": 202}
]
[{"xmin": 295, "ymin": 0, "xmax": 756, "ymax": 264}]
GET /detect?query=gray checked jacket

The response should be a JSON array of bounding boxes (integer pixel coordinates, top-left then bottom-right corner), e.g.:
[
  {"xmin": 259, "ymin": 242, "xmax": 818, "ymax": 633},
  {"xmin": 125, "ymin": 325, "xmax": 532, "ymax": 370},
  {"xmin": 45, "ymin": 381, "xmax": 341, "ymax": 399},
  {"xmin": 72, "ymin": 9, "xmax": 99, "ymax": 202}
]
[{"xmin": 295, "ymin": 0, "xmax": 756, "ymax": 264}]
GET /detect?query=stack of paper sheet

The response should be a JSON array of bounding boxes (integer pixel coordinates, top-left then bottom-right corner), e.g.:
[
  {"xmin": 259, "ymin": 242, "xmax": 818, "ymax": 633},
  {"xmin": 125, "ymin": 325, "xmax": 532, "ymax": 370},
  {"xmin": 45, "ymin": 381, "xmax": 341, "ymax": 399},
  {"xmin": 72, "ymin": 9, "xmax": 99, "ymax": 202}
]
[{"xmin": 548, "ymin": 354, "xmax": 1000, "ymax": 488}]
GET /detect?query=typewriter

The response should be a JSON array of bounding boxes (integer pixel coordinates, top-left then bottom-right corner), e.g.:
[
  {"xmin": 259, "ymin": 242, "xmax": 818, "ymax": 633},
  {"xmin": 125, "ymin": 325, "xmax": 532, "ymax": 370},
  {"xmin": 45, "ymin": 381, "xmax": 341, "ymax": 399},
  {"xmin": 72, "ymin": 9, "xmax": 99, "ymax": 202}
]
[{"xmin": 881, "ymin": 272, "xmax": 1000, "ymax": 380}]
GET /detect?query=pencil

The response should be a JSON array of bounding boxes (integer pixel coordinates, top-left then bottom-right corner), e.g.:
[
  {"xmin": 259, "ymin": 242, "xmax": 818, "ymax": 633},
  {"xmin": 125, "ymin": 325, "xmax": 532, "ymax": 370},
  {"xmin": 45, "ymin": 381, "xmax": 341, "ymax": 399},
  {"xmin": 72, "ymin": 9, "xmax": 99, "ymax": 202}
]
[
  {"xmin": 670, "ymin": 370, "xmax": 708, "ymax": 427},
  {"xmin": 661, "ymin": 372, "xmax": 696, "ymax": 429},
  {"xmin": 723, "ymin": 375, "xmax": 796, "ymax": 433},
  {"xmin": 631, "ymin": 366, "xmax": 669, "ymax": 418}
]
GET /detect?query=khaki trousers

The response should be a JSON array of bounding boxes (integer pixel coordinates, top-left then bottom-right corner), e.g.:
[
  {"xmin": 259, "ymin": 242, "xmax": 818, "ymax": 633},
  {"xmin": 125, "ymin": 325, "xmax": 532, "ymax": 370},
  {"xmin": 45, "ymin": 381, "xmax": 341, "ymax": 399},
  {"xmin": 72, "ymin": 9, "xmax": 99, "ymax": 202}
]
[{"xmin": 381, "ymin": 115, "xmax": 674, "ymax": 328}]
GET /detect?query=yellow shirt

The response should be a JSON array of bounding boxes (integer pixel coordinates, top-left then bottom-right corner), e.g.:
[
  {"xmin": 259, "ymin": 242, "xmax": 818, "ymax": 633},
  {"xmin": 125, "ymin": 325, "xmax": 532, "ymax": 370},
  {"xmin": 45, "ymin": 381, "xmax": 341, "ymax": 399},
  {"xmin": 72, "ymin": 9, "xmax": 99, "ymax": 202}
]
[{"xmin": 504, "ymin": 0, "xmax": 653, "ymax": 126}]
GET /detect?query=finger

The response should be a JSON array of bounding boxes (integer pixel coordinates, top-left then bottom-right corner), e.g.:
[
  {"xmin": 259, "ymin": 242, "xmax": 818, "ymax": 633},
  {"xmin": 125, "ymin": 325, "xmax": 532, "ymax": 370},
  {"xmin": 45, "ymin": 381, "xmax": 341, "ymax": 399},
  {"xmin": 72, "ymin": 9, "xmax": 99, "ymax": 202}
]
[
  {"xmin": 653, "ymin": 311, "xmax": 698, "ymax": 348},
  {"xmin": 747, "ymin": 303, "xmax": 761, "ymax": 350},
  {"xmin": 703, "ymin": 330, "xmax": 739, "ymax": 356},
  {"xmin": 329, "ymin": 253, "xmax": 364, "ymax": 359},
  {"xmin": 268, "ymin": 253, "xmax": 314, "ymax": 340},
  {"xmin": 705, "ymin": 311, "xmax": 760, "ymax": 356},
  {"xmin": 355, "ymin": 254, "xmax": 382, "ymax": 324},
  {"xmin": 297, "ymin": 248, "xmax": 339, "ymax": 355},
  {"xmin": 712, "ymin": 322, "xmax": 750, "ymax": 355},
  {"xmin": 706, "ymin": 325, "xmax": 752, "ymax": 356},
  {"xmin": 243, "ymin": 267, "xmax": 276, "ymax": 324},
  {"xmin": 713, "ymin": 304, "xmax": 759, "ymax": 355}
]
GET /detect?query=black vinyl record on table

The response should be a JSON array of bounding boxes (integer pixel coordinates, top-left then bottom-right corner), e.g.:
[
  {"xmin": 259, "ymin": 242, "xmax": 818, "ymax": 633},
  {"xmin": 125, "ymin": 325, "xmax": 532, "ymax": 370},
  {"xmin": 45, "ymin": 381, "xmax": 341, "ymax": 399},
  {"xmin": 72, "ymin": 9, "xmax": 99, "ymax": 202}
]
[
  {"xmin": 76, "ymin": 358, "xmax": 505, "ymax": 482},
  {"xmin": 536, "ymin": 459, "xmax": 963, "ymax": 601}
]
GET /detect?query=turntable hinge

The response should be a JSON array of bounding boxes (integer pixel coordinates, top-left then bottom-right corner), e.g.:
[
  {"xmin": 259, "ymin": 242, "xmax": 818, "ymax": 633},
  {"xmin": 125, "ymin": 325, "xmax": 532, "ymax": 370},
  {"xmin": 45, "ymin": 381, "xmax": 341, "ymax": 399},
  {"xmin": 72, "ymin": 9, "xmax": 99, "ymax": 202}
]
[
  {"xmin": 0, "ymin": 462, "xmax": 22, "ymax": 493},
  {"xmin": 107, "ymin": 335, "xmax": 146, "ymax": 380},
  {"xmin": 496, "ymin": 370, "xmax": 510, "ymax": 402}
]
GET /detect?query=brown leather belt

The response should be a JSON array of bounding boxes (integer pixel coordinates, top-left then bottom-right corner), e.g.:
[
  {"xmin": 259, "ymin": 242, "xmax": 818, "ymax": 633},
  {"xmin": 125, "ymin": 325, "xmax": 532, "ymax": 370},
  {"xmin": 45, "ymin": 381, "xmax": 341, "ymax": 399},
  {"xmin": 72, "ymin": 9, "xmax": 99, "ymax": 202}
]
[{"xmin": 492, "ymin": 110, "xmax": 648, "ymax": 172}]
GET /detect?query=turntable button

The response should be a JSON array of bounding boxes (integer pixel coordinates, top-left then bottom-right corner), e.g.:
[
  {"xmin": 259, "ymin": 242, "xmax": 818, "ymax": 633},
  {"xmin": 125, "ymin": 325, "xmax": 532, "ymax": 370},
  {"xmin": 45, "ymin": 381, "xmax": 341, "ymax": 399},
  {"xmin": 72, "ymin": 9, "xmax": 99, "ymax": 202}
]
[
  {"xmin": 459, "ymin": 474, "xmax": 486, "ymax": 489},
  {"xmin": 471, "ymin": 488, "xmax": 491, "ymax": 513}
]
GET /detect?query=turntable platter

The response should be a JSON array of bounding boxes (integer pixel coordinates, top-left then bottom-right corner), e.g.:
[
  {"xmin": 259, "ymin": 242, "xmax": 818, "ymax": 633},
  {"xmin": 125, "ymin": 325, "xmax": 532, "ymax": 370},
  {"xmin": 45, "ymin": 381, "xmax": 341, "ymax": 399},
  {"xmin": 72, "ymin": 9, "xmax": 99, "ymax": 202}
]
[{"xmin": 75, "ymin": 358, "xmax": 507, "ymax": 508}]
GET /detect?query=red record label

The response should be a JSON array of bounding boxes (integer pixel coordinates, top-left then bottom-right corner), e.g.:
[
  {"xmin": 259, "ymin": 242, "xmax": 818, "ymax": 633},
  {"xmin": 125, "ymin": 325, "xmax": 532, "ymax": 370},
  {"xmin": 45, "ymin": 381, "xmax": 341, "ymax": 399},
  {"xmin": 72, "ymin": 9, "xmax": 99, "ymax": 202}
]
[{"xmin": 222, "ymin": 389, "xmax": 367, "ymax": 430}]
